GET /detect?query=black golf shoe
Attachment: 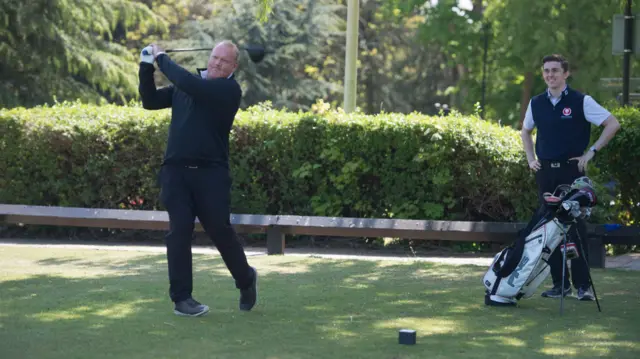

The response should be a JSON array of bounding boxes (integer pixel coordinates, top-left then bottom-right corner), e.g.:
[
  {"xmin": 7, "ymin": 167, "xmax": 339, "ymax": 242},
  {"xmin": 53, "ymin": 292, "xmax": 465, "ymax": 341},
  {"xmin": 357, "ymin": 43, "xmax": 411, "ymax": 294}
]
[
  {"xmin": 577, "ymin": 287, "xmax": 595, "ymax": 301},
  {"xmin": 174, "ymin": 297, "xmax": 209, "ymax": 317},
  {"xmin": 541, "ymin": 285, "xmax": 572, "ymax": 298},
  {"xmin": 239, "ymin": 266, "xmax": 258, "ymax": 311}
]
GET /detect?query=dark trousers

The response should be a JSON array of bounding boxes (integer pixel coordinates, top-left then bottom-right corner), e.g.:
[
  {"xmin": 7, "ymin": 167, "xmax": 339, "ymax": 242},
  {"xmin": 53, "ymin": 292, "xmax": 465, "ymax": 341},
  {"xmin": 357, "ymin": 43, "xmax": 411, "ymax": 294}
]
[
  {"xmin": 535, "ymin": 160, "xmax": 591, "ymax": 290},
  {"xmin": 159, "ymin": 165, "xmax": 253, "ymax": 303}
]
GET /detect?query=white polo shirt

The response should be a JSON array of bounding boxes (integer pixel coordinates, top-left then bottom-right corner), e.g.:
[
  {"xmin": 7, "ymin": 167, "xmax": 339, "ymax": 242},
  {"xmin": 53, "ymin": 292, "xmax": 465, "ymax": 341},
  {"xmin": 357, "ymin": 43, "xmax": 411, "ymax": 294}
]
[{"xmin": 522, "ymin": 86, "xmax": 612, "ymax": 130}]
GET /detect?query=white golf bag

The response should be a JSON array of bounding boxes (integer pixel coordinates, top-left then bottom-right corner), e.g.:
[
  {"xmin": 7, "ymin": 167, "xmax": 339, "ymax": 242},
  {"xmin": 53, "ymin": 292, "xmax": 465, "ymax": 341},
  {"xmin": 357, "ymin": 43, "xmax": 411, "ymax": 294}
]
[{"xmin": 483, "ymin": 177, "xmax": 597, "ymax": 306}]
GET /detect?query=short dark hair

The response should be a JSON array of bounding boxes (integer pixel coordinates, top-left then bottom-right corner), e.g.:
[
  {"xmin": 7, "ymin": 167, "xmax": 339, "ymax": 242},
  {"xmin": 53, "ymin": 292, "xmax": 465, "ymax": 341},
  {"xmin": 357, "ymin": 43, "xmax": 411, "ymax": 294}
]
[{"xmin": 542, "ymin": 54, "xmax": 569, "ymax": 72}]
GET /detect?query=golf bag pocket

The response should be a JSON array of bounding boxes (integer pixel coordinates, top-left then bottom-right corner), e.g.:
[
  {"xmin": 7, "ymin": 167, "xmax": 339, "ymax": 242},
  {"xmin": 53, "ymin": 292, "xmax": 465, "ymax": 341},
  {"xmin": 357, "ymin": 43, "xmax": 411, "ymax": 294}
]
[{"xmin": 560, "ymin": 242, "xmax": 579, "ymax": 260}]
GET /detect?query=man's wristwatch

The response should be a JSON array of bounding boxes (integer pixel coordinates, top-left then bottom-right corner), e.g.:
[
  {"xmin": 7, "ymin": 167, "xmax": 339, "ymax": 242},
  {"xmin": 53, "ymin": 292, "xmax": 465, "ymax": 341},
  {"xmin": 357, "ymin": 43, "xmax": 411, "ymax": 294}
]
[{"xmin": 589, "ymin": 145, "xmax": 597, "ymax": 156}]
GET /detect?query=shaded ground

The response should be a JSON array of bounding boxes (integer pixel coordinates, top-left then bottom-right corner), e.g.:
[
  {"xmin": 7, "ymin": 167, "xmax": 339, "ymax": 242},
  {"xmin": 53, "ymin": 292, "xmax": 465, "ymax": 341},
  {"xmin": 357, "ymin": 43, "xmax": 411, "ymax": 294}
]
[{"xmin": 2, "ymin": 237, "xmax": 639, "ymax": 270}]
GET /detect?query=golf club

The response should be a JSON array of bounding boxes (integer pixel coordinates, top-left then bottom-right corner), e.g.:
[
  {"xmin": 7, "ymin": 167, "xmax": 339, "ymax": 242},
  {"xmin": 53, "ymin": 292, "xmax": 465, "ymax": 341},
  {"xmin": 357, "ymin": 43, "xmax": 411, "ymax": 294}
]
[
  {"xmin": 560, "ymin": 229, "xmax": 568, "ymax": 316},
  {"xmin": 143, "ymin": 45, "xmax": 270, "ymax": 63}
]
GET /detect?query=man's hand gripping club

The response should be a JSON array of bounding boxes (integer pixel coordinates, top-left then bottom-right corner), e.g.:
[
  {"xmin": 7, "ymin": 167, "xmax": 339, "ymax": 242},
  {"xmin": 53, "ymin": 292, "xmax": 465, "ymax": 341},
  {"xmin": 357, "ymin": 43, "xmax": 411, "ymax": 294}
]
[{"xmin": 140, "ymin": 44, "xmax": 166, "ymax": 64}]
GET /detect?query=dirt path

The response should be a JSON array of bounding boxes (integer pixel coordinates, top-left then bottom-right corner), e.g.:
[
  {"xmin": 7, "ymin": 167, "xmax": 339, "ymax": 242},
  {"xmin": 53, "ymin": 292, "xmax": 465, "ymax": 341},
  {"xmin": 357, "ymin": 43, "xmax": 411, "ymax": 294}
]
[{"xmin": 1, "ymin": 237, "xmax": 638, "ymax": 270}]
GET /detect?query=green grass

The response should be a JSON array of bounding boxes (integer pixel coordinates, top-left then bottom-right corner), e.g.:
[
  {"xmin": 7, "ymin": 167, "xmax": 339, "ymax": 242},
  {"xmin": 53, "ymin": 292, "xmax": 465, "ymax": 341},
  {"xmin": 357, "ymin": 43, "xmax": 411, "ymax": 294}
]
[{"xmin": 0, "ymin": 245, "xmax": 639, "ymax": 359}]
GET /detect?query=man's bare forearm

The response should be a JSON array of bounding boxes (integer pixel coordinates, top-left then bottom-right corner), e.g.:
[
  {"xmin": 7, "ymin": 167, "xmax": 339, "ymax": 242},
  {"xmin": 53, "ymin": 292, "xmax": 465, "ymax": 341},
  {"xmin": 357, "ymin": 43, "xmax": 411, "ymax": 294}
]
[
  {"xmin": 591, "ymin": 116, "xmax": 621, "ymax": 151},
  {"xmin": 521, "ymin": 130, "xmax": 536, "ymax": 162}
]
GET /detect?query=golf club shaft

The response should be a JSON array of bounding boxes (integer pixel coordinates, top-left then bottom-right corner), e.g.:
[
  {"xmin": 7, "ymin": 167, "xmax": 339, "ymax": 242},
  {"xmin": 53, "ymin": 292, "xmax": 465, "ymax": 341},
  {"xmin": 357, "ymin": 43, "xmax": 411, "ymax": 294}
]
[
  {"xmin": 560, "ymin": 230, "xmax": 567, "ymax": 316},
  {"xmin": 166, "ymin": 46, "xmax": 269, "ymax": 53},
  {"xmin": 166, "ymin": 48, "xmax": 212, "ymax": 53},
  {"xmin": 141, "ymin": 44, "xmax": 268, "ymax": 63}
]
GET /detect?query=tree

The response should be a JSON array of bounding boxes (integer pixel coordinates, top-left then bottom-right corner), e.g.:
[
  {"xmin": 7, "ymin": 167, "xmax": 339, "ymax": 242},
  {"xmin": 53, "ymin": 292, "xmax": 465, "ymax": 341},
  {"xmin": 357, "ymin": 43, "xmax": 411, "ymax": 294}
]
[
  {"xmin": 0, "ymin": 0, "xmax": 167, "ymax": 108},
  {"xmin": 354, "ymin": 0, "xmax": 456, "ymax": 114},
  {"xmin": 256, "ymin": 0, "xmax": 276, "ymax": 22},
  {"xmin": 162, "ymin": 0, "xmax": 345, "ymax": 110},
  {"xmin": 393, "ymin": 0, "xmax": 633, "ymax": 125},
  {"xmin": 485, "ymin": 0, "xmax": 628, "ymax": 127}
]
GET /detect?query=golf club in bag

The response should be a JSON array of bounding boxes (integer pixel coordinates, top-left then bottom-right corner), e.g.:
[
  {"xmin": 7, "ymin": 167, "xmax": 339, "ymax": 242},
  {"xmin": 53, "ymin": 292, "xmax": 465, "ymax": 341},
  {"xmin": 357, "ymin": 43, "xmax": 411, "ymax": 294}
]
[
  {"xmin": 142, "ymin": 45, "xmax": 271, "ymax": 63},
  {"xmin": 482, "ymin": 176, "xmax": 602, "ymax": 315}
]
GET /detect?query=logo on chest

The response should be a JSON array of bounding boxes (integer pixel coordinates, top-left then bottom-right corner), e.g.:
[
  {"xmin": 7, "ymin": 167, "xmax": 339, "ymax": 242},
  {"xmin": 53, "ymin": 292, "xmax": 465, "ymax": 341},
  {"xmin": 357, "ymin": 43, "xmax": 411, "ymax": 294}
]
[{"xmin": 561, "ymin": 107, "xmax": 572, "ymax": 119}]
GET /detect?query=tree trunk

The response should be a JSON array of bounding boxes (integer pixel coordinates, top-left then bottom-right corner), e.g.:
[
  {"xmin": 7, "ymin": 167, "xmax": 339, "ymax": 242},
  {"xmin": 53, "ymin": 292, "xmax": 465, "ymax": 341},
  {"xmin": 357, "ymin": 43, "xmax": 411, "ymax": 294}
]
[
  {"xmin": 519, "ymin": 71, "xmax": 534, "ymax": 129},
  {"xmin": 366, "ymin": 72, "xmax": 375, "ymax": 114},
  {"xmin": 472, "ymin": 0, "xmax": 484, "ymax": 13},
  {"xmin": 457, "ymin": 64, "xmax": 467, "ymax": 109},
  {"xmin": 361, "ymin": 1, "xmax": 378, "ymax": 114}
]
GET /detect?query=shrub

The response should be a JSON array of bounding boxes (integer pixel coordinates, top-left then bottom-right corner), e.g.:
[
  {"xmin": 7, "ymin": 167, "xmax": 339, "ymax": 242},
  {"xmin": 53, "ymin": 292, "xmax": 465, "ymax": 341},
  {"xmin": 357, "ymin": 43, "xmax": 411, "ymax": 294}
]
[
  {"xmin": 592, "ymin": 107, "xmax": 640, "ymax": 225},
  {"xmin": 1, "ymin": 101, "xmax": 632, "ymax": 232}
]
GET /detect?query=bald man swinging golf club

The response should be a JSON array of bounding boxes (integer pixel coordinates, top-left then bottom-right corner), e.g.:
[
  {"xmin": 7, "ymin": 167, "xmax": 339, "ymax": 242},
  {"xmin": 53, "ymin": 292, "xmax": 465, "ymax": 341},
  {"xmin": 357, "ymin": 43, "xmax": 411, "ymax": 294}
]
[{"xmin": 138, "ymin": 41, "xmax": 258, "ymax": 317}]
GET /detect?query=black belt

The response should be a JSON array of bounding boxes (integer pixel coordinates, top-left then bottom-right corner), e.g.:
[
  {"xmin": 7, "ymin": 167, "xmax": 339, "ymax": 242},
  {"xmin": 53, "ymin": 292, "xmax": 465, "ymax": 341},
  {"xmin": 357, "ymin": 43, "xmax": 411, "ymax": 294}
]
[
  {"xmin": 161, "ymin": 159, "xmax": 220, "ymax": 168},
  {"xmin": 539, "ymin": 159, "xmax": 576, "ymax": 169}
]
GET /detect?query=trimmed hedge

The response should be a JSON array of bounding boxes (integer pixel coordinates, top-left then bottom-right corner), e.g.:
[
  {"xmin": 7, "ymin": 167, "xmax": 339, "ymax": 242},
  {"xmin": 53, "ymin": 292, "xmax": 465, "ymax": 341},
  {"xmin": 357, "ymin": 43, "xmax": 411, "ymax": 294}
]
[
  {"xmin": 592, "ymin": 107, "xmax": 640, "ymax": 225},
  {"xmin": 0, "ymin": 101, "xmax": 634, "ymax": 228}
]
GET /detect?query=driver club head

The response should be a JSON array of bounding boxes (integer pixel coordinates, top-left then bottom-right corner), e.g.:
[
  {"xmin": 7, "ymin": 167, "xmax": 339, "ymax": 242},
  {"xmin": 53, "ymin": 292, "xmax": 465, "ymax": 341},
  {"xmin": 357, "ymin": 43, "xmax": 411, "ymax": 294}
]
[{"xmin": 243, "ymin": 45, "xmax": 268, "ymax": 63}]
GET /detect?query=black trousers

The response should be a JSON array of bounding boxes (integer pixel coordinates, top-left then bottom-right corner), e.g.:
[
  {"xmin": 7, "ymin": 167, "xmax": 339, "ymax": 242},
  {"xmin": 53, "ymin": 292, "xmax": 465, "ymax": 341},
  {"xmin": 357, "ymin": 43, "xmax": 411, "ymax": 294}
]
[
  {"xmin": 535, "ymin": 160, "xmax": 591, "ymax": 290},
  {"xmin": 159, "ymin": 165, "xmax": 253, "ymax": 303}
]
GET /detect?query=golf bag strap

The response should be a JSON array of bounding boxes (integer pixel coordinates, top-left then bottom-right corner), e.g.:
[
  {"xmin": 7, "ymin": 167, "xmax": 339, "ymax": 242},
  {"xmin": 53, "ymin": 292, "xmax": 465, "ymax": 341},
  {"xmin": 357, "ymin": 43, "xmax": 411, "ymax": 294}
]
[
  {"xmin": 492, "ymin": 247, "xmax": 511, "ymax": 275},
  {"xmin": 490, "ymin": 277, "xmax": 503, "ymax": 296},
  {"xmin": 489, "ymin": 248, "xmax": 511, "ymax": 296}
]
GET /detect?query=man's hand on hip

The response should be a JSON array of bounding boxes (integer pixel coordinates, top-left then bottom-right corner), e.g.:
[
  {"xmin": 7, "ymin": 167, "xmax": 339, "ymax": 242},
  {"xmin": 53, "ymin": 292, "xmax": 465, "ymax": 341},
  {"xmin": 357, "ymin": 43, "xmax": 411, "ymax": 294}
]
[
  {"xmin": 528, "ymin": 159, "xmax": 541, "ymax": 172},
  {"xmin": 569, "ymin": 151, "xmax": 594, "ymax": 172}
]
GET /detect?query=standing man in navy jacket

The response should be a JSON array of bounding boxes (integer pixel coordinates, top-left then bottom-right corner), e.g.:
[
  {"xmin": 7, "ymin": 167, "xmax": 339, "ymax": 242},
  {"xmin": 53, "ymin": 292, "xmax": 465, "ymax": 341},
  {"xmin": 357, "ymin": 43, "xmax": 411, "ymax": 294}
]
[
  {"xmin": 138, "ymin": 41, "xmax": 258, "ymax": 316},
  {"xmin": 521, "ymin": 54, "xmax": 620, "ymax": 301}
]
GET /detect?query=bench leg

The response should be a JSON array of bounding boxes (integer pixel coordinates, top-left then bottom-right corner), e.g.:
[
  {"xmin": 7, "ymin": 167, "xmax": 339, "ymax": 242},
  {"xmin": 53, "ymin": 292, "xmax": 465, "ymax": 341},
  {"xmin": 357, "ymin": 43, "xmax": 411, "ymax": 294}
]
[
  {"xmin": 588, "ymin": 236, "xmax": 606, "ymax": 269},
  {"xmin": 266, "ymin": 226, "xmax": 285, "ymax": 255}
]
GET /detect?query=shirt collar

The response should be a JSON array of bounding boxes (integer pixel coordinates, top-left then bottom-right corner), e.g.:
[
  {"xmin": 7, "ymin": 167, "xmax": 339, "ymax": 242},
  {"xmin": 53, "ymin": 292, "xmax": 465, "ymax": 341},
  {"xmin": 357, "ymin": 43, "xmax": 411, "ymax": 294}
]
[
  {"xmin": 546, "ymin": 84, "xmax": 569, "ymax": 99},
  {"xmin": 197, "ymin": 68, "xmax": 234, "ymax": 79}
]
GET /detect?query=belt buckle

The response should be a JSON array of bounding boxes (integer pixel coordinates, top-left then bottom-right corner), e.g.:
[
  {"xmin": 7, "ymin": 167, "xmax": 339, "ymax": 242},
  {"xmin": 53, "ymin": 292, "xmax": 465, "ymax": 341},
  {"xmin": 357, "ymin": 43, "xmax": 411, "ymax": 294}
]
[{"xmin": 550, "ymin": 162, "xmax": 561, "ymax": 168}]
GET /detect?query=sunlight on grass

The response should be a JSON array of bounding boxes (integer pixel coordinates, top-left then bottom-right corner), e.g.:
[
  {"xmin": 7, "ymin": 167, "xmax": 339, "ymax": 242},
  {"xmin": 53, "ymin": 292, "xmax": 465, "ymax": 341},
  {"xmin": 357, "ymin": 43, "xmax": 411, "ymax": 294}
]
[
  {"xmin": 485, "ymin": 324, "xmax": 530, "ymax": 335},
  {"xmin": 468, "ymin": 336, "xmax": 528, "ymax": 348},
  {"xmin": 31, "ymin": 311, "xmax": 86, "ymax": 322},
  {"xmin": 374, "ymin": 317, "xmax": 460, "ymax": 335},
  {"xmin": 421, "ymin": 289, "xmax": 453, "ymax": 295},
  {"xmin": 1, "ymin": 245, "xmax": 640, "ymax": 359},
  {"xmin": 415, "ymin": 266, "xmax": 483, "ymax": 280},
  {"xmin": 338, "ymin": 283, "xmax": 371, "ymax": 289},
  {"xmin": 446, "ymin": 304, "xmax": 480, "ymax": 314},
  {"xmin": 344, "ymin": 273, "xmax": 382, "ymax": 282},
  {"xmin": 540, "ymin": 346, "xmax": 579, "ymax": 356},
  {"xmin": 95, "ymin": 300, "xmax": 155, "ymax": 319},
  {"xmin": 317, "ymin": 323, "xmax": 359, "ymax": 340},
  {"xmin": 16, "ymin": 293, "xmax": 39, "ymax": 300},
  {"xmin": 30, "ymin": 300, "xmax": 154, "ymax": 322},
  {"xmin": 389, "ymin": 299, "xmax": 423, "ymax": 305},
  {"xmin": 499, "ymin": 337, "xmax": 527, "ymax": 347},
  {"xmin": 196, "ymin": 256, "xmax": 315, "ymax": 275},
  {"xmin": 1, "ymin": 250, "xmax": 166, "ymax": 279},
  {"xmin": 540, "ymin": 329, "xmax": 638, "ymax": 357},
  {"xmin": 303, "ymin": 305, "xmax": 332, "ymax": 312},
  {"xmin": 577, "ymin": 326, "xmax": 613, "ymax": 339}
]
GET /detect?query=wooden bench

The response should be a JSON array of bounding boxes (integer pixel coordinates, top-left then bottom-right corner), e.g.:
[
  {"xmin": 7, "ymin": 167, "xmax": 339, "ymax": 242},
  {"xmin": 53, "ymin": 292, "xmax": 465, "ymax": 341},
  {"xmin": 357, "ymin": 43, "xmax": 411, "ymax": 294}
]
[
  {"xmin": 1, "ymin": 204, "xmax": 638, "ymax": 268},
  {"xmin": 588, "ymin": 224, "xmax": 640, "ymax": 268}
]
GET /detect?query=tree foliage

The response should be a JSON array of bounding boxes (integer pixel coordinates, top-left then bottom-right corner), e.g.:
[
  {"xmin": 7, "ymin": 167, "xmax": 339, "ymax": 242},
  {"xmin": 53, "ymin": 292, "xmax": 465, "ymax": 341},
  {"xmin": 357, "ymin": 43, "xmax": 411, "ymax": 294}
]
[
  {"xmin": 1, "ymin": 0, "xmax": 636, "ymax": 123},
  {"xmin": 0, "ymin": 0, "xmax": 168, "ymax": 108},
  {"xmin": 160, "ymin": 0, "xmax": 345, "ymax": 110},
  {"xmin": 395, "ymin": 0, "xmax": 635, "ymax": 124}
]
